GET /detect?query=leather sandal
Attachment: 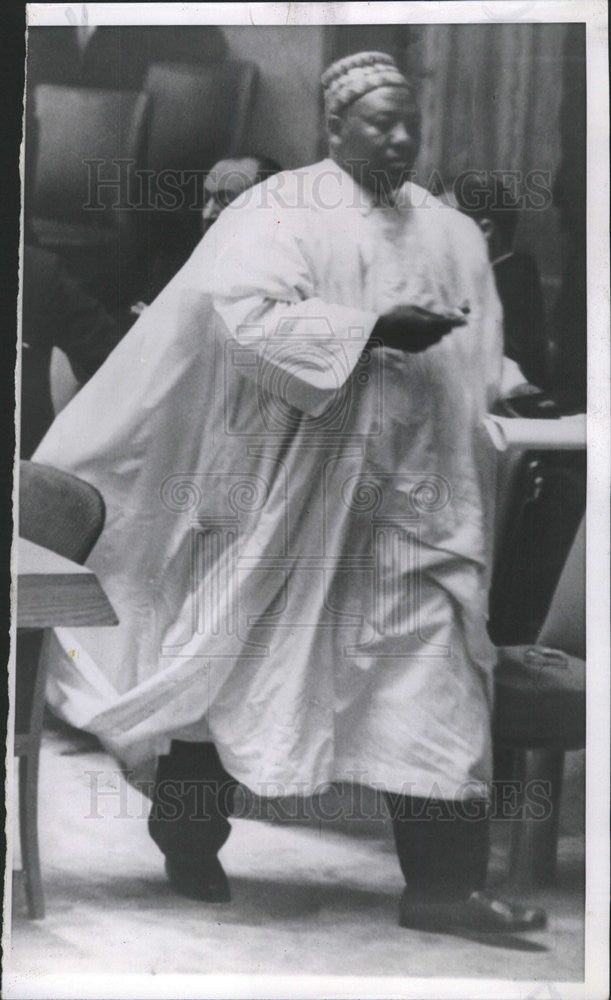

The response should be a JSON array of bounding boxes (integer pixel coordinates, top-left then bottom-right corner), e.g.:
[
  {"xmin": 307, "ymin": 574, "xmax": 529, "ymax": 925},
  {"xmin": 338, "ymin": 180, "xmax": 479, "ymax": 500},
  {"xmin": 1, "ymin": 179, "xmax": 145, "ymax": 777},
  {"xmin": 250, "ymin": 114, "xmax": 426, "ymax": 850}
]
[{"xmin": 399, "ymin": 889, "xmax": 547, "ymax": 935}]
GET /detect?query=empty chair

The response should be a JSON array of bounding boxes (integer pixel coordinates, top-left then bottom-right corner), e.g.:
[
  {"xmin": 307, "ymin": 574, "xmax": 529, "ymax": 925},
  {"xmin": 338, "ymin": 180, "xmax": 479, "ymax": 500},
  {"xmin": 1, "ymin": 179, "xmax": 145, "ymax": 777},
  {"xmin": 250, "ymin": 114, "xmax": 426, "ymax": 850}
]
[
  {"xmin": 144, "ymin": 60, "xmax": 258, "ymax": 175},
  {"xmin": 19, "ymin": 461, "xmax": 107, "ymax": 564},
  {"xmin": 28, "ymin": 85, "xmax": 150, "ymax": 307},
  {"xmin": 493, "ymin": 516, "xmax": 585, "ymax": 886},
  {"xmin": 15, "ymin": 461, "xmax": 107, "ymax": 918},
  {"xmin": 130, "ymin": 60, "xmax": 258, "ymax": 299}
]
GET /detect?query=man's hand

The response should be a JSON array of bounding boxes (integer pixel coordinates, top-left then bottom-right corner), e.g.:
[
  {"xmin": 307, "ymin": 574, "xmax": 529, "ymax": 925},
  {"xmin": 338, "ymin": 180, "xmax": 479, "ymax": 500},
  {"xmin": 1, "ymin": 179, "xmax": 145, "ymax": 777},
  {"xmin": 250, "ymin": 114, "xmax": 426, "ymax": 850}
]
[{"xmin": 371, "ymin": 304, "xmax": 468, "ymax": 353}]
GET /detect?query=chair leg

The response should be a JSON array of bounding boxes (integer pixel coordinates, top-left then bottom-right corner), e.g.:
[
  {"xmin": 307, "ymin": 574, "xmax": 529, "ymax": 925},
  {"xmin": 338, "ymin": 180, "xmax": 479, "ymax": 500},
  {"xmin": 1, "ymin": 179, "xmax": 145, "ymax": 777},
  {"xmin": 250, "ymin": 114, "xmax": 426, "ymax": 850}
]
[
  {"xmin": 509, "ymin": 748, "xmax": 565, "ymax": 888},
  {"xmin": 18, "ymin": 751, "xmax": 45, "ymax": 919}
]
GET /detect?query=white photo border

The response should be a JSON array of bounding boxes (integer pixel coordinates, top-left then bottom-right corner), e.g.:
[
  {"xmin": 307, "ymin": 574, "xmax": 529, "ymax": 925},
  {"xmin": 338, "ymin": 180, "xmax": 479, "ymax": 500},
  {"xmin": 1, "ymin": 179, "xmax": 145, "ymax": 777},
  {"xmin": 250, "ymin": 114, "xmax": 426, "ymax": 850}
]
[{"xmin": 6, "ymin": 3, "xmax": 609, "ymax": 998}]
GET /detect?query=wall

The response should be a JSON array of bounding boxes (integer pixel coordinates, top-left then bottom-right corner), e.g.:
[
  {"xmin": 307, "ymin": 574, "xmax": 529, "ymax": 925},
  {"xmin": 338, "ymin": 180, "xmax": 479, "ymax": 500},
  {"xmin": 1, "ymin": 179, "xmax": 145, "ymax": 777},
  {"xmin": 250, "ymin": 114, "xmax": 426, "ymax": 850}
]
[
  {"xmin": 410, "ymin": 23, "xmax": 570, "ymax": 307},
  {"xmin": 221, "ymin": 26, "xmax": 326, "ymax": 170},
  {"xmin": 323, "ymin": 24, "xmax": 413, "ymax": 69}
]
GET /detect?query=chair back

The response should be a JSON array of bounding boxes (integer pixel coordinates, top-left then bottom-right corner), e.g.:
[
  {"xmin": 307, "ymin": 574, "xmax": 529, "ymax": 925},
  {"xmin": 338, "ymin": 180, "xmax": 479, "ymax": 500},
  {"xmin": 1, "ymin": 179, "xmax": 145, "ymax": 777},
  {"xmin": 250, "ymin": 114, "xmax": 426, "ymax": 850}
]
[
  {"xmin": 19, "ymin": 460, "xmax": 106, "ymax": 565},
  {"xmin": 16, "ymin": 461, "xmax": 107, "ymax": 745},
  {"xmin": 144, "ymin": 60, "xmax": 258, "ymax": 175},
  {"xmin": 31, "ymin": 85, "xmax": 150, "ymax": 227},
  {"xmin": 80, "ymin": 25, "xmax": 229, "ymax": 90}
]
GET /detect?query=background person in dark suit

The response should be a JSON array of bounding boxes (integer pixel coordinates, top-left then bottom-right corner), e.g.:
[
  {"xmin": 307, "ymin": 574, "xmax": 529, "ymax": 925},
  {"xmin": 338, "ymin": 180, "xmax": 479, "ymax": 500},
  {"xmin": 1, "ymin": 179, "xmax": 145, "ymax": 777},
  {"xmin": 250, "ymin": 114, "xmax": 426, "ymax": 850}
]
[
  {"xmin": 452, "ymin": 172, "xmax": 548, "ymax": 390},
  {"xmin": 201, "ymin": 155, "xmax": 282, "ymax": 234},
  {"xmin": 20, "ymin": 244, "xmax": 121, "ymax": 458}
]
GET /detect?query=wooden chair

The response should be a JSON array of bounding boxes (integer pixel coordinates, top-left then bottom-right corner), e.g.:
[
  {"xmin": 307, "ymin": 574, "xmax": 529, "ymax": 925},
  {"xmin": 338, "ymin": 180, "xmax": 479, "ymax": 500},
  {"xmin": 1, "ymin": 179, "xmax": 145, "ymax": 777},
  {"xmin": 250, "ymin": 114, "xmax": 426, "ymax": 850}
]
[
  {"xmin": 15, "ymin": 461, "xmax": 106, "ymax": 918},
  {"xmin": 493, "ymin": 516, "xmax": 585, "ymax": 886}
]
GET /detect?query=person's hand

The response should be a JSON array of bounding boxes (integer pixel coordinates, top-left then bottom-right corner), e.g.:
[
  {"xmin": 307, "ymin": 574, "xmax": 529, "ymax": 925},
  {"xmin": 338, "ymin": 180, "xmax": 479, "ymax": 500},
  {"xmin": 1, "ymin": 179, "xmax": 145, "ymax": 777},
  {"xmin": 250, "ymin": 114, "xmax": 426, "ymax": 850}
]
[{"xmin": 371, "ymin": 303, "xmax": 469, "ymax": 353}]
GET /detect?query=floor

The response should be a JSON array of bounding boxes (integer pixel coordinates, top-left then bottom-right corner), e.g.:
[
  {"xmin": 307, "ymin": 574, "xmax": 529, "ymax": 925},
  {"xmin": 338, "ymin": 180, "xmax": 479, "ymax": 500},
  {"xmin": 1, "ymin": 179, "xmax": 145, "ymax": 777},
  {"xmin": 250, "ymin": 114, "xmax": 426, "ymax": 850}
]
[{"xmin": 6, "ymin": 725, "xmax": 585, "ymax": 991}]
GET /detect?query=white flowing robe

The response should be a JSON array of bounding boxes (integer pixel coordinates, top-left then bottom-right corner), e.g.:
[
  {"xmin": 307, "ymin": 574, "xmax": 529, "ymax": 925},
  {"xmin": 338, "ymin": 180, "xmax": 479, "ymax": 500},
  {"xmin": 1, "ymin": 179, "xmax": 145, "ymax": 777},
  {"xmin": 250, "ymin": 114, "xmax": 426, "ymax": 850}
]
[{"xmin": 33, "ymin": 160, "xmax": 502, "ymax": 800}]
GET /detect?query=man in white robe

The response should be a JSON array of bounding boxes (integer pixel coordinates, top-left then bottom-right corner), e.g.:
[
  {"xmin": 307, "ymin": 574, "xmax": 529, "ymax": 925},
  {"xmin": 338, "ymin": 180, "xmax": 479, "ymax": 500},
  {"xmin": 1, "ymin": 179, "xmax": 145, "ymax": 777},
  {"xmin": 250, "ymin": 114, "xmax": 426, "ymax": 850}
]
[{"xmin": 34, "ymin": 52, "xmax": 545, "ymax": 937}]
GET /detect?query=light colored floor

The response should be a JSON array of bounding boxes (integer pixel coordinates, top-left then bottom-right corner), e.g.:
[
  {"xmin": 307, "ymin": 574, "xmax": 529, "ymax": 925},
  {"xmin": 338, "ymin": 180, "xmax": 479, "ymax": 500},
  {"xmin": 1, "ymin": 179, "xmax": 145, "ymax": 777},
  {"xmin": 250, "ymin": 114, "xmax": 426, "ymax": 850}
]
[{"xmin": 6, "ymin": 727, "xmax": 585, "ymax": 986}]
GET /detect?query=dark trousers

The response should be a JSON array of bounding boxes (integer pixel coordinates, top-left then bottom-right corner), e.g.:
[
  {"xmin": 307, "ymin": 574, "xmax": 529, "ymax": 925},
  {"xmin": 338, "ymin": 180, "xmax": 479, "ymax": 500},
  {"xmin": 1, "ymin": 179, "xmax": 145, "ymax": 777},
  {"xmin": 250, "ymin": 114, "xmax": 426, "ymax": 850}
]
[
  {"xmin": 384, "ymin": 792, "xmax": 490, "ymax": 901},
  {"xmin": 148, "ymin": 740, "xmax": 238, "ymax": 860},
  {"xmin": 148, "ymin": 741, "xmax": 490, "ymax": 901}
]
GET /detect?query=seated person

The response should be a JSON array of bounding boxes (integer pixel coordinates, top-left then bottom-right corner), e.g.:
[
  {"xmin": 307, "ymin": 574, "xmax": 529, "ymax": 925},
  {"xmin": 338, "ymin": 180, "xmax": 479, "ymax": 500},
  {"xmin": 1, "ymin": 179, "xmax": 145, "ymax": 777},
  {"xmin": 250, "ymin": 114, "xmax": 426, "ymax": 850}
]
[
  {"xmin": 451, "ymin": 173, "xmax": 548, "ymax": 392},
  {"xmin": 20, "ymin": 244, "xmax": 121, "ymax": 458},
  {"xmin": 201, "ymin": 155, "xmax": 282, "ymax": 233},
  {"xmin": 133, "ymin": 156, "xmax": 283, "ymax": 312}
]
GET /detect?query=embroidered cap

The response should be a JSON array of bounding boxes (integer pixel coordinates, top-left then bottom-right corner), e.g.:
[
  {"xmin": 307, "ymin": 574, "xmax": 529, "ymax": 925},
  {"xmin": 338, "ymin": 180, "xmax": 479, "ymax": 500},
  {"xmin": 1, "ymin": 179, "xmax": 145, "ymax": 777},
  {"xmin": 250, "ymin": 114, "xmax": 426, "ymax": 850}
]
[{"xmin": 322, "ymin": 51, "xmax": 413, "ymax": 116}]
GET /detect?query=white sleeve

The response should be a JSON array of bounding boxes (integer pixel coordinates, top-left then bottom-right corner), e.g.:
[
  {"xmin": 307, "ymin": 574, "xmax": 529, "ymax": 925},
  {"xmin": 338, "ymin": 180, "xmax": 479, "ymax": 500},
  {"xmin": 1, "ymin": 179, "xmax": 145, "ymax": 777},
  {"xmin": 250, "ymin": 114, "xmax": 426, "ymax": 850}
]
[
  {"xmin": 208, "ymin": 208, "xmax": 378, "ymax": 417},
  {"xmin": 477, "ymin": 248, "xmax": 504, "ymax": 411},
  {"xmin": 500, "ymin": 355, "xmax": 532, "ymax": 396}
]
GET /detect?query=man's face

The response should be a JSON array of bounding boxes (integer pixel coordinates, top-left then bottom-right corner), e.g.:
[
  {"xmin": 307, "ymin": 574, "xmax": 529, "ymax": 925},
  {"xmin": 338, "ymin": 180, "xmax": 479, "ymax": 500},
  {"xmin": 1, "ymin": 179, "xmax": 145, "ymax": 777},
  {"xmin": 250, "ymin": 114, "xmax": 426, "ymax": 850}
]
[
  {"xmin": 330, "ymin": 86, "xmax": 421, "ymax": 195},
  {"xmin": 202, "ymin": 157, "xmax": 261, "ymax": 229}
]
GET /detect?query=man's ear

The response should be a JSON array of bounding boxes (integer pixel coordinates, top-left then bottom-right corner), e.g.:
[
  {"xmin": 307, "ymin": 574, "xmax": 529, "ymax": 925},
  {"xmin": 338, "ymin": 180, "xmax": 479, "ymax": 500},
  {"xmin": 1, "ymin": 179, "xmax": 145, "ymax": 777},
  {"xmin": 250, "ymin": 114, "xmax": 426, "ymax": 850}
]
[{"xmin": 326, "ymin": 113, "xmax": 345, "ymax": 147}]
